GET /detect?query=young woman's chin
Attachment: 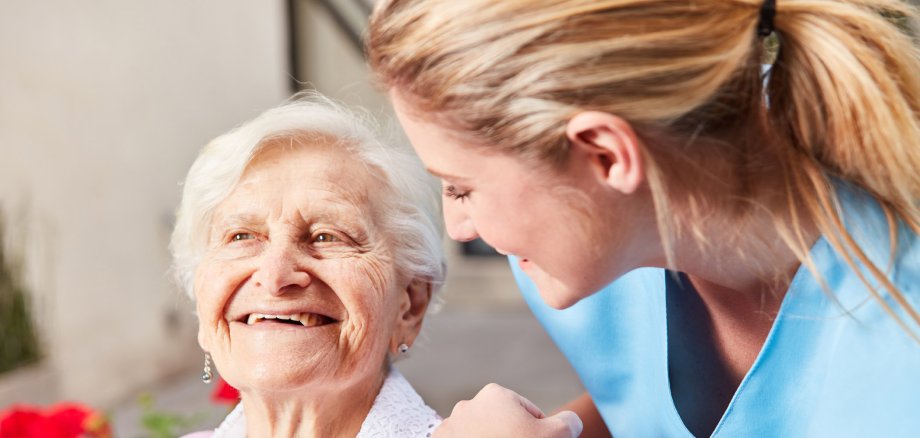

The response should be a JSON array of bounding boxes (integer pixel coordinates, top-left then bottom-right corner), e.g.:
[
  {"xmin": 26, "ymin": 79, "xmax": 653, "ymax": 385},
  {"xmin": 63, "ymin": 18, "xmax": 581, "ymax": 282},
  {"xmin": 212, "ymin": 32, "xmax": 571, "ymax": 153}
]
[{"xmin": 525, "ymin": 262, "xmax": 598, "ymax": 310}]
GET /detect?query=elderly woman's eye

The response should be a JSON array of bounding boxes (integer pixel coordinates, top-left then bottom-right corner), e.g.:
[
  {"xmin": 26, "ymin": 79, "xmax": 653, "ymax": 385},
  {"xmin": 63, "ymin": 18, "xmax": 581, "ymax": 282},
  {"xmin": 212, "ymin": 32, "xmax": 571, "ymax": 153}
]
[
  {"xmin": 231, "ymin": 232, "xmax": 254, "ymax": 242},
  {"xmin": 314, "ymin": 232, "xmax": 338, "ymax": 243}
]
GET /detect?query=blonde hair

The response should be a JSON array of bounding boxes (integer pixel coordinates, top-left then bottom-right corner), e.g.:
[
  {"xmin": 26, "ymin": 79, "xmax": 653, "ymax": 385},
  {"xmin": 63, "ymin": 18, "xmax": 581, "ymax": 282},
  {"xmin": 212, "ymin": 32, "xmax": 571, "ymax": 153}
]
[{"xmin": 367, "ymin": 0, "xmax": 920, "ymax": 339}]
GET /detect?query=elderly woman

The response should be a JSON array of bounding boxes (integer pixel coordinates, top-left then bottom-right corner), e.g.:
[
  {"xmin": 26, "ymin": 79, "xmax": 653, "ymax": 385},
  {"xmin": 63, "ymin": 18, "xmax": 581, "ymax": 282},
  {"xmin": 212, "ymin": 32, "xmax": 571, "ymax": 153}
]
[{"xmin": 171, "ymin": 95, "xmax": 445, "ymax": 437}]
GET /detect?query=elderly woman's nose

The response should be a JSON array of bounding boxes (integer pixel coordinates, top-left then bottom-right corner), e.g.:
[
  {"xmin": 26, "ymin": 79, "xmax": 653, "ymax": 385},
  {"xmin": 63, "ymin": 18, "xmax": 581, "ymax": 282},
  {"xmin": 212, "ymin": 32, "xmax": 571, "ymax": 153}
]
[
  {"xmin": 251, "ymin": 242, "xmax": 311, "ymax": 294},
  {"xmin": 443, "ymin": 202, "xmax": 479, "ymax": 242}
]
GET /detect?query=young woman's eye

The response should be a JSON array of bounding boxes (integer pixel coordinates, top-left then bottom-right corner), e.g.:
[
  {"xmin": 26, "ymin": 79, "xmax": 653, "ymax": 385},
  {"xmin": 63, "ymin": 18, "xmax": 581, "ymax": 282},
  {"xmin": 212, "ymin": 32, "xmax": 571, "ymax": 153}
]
[
  {"xmin": 231, "ymin": 232, "xmax": 255, "ymax": 242},
  {"xmin": 444, "ymin": 184, "xmax": 470, "ymax": 201},
  {"xmin": 313, "ymin": 232, "xmax": 339, "ymax": 243}
]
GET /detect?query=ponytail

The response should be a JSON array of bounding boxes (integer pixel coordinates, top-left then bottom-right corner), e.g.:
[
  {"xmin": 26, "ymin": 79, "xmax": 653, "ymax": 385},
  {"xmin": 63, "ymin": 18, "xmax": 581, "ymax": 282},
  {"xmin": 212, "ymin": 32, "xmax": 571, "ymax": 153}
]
[{"xmin": 767, "ymin": 0, "xmax": 920, "ymax": 340}]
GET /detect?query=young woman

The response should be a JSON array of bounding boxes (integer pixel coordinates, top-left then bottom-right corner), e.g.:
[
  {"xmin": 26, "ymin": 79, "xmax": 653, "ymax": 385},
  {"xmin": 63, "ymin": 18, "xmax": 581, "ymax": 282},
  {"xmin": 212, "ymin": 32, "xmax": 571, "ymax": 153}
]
[{"xmin": 367, "ymin": 0, "xmax": 920, "ymax": 436}]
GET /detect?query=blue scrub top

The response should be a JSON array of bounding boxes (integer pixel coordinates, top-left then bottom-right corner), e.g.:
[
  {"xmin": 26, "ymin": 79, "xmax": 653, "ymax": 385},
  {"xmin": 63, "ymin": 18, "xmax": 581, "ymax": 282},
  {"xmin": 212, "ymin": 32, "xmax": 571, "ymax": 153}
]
[{"xmin": 511, "ymin": 186, "xmax": 920, "ymax": 437}]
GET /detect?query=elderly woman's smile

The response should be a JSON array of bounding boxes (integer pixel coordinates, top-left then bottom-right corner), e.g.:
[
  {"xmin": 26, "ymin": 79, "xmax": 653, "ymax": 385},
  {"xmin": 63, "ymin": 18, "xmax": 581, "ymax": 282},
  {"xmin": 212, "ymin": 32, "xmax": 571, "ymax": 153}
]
[{"xmin": 239, "ymin": 313, "xmax": 335, "ymax": 327}]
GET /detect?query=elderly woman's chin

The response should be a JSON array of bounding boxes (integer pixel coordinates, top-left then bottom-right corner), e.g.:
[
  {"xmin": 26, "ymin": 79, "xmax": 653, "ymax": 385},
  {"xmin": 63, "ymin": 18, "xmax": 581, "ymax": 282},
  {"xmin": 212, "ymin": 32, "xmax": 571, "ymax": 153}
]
[
  {"xmin": 173, "ymin": 95, "xmax": 445, "ymax": 437},
  {"xmin": 218, "ymin": 326, "xmax": 387, "ymax": 395}
]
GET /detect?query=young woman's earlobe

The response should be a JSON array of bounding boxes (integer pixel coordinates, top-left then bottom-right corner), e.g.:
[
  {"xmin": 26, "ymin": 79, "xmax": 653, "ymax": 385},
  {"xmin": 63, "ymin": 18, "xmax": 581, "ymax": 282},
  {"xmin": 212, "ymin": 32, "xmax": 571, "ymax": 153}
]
[{"xmin": 565, "ymin": 111, "xmax": 644, "ymax": 194}]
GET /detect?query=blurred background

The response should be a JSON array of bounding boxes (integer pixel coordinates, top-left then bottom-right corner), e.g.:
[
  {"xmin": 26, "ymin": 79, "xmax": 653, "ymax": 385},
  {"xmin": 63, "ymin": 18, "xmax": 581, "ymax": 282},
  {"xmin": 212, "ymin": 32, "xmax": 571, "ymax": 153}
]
[
  {"xmin": 0, "ymin": 1, "xmax": 582, "ymax": 435},
  {"xmin": 6, "ymin": 1, "xmax": 916, "ymax": 436}
]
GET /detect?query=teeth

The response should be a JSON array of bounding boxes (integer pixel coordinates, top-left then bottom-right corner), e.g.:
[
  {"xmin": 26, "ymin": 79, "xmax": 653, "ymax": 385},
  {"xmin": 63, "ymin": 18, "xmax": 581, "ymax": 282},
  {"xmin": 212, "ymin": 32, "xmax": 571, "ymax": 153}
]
[{"xmin": 245, "ymin": 312, "xmax": 327, "ymax": 327}]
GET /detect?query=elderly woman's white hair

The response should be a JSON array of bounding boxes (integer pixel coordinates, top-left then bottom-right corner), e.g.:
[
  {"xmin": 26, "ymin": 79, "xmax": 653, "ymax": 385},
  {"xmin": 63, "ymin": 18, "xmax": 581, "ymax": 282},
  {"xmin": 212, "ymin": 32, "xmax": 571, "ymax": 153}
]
[{"xmin": 170, "ymin": 93, "xmax": 445, "ymax": 304}]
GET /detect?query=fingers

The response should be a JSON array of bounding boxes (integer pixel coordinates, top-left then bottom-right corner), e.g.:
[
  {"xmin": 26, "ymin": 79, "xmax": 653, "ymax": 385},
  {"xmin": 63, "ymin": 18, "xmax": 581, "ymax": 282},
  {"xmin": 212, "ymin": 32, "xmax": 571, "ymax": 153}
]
[
  {"xmin": 435, "ymin": 383, "xmax": 583, "ymax": 438},
  {"xmin": 516, "ymin": 390, "xmax": 547, "ymax": 419},
  {"xmin": 477, "ymin": 383, "xmax": 546, "ymax": 419},
  {"xmin": 548, "ymin": 410, "xmax": 584, "ymax": 438}
]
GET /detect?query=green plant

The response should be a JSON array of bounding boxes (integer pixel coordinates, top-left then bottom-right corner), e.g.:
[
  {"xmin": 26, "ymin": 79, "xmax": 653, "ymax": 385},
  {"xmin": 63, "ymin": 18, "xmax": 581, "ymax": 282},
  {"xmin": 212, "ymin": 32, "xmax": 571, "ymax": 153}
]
[
  {"xmin": 0, "ymin": 211, "xmax": 42, "ymax": 374},
  {"xmin": 137, "ymin": 393, "xmax": 205, "ymax": 438}
]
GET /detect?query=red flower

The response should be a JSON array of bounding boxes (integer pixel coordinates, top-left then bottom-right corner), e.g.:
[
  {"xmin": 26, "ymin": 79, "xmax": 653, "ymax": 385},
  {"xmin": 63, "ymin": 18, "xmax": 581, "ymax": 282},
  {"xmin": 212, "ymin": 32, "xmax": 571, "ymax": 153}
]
[
  {"xmin": 210, "ymin": 377, "xmax": 240, "ymax": 405},
  {"xmin": 0, "ymin": 406, "xmax": 43, "ymax": 437},
  {"xmin": 0, "ymin": 403, "xmax": 111, "ymax": 438}
]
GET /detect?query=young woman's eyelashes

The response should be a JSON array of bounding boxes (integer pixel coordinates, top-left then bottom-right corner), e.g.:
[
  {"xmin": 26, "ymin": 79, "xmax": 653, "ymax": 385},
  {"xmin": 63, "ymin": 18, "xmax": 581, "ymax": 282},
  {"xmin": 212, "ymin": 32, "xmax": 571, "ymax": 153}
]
[{"xmin": 443, "ymin": 184, "xmax": 470, "ymax": 201}]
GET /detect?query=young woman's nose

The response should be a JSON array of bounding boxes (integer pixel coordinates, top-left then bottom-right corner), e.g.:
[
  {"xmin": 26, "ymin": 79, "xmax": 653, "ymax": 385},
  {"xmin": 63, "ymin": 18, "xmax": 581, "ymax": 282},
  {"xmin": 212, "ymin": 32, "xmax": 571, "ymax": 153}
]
[
  {"xmin": 251, "ymin": 242, "xmax": 311, "ymax": 295},
  {"xmin": 443, "ymin": 201, "xmax": 479, "ymax": 242}
]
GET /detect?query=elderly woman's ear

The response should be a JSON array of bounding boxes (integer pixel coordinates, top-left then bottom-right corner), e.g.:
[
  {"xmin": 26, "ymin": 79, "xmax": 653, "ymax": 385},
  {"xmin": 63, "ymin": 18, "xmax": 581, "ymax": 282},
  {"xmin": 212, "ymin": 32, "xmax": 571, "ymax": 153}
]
[{"xmin": 392, "ymin": 277, "xmax": 433, "ymax": 351}]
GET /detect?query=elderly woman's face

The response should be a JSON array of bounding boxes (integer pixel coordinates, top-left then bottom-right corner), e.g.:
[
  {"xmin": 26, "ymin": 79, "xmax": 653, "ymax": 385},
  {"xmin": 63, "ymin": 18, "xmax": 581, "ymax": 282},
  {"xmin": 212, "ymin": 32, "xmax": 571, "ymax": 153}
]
[{"xmin": 194, "ymin": 139, "xmax": 408, "ymax": 394}]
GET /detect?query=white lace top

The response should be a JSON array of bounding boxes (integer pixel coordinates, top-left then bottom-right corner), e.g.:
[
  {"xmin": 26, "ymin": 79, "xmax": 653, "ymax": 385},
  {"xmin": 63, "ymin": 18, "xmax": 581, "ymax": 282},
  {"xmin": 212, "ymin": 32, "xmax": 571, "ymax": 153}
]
[{"xmin": 197, "ymin": 369, "xmax": 441, "ymax": 438}]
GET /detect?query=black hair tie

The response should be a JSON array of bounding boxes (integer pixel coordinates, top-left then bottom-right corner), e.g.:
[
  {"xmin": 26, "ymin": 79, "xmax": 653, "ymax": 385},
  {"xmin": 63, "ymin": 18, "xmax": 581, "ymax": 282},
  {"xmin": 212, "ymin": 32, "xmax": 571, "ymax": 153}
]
[{"xmin": 757, "ymin": 0, "xmax": 777, "ymax": 37}]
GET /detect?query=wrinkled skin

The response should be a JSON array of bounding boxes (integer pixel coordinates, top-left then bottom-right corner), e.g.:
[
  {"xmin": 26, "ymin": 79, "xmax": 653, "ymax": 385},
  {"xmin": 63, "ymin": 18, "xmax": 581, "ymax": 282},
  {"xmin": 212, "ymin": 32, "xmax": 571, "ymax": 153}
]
[{"xmin": 194, "ymin": 139, "xmax": 428, "ymax": 436}]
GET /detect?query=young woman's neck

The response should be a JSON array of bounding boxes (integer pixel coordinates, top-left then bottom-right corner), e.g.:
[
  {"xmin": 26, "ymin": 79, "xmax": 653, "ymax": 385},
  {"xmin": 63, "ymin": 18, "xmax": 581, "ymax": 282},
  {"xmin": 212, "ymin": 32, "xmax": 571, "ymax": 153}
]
[
  {"xmin": 675, "ymin": 211, "xmax": 818, "ymax": 301},
  {"xmin": 664, "ymin": 133, "xmax": 821, "ymax": 303},
  {"xmin": 659, "ymin": 141, "xmax": 821, "ymax": 386},
  {"xmin": 240, "ymin": 370, "xmax": 386, "ymax": 438}
]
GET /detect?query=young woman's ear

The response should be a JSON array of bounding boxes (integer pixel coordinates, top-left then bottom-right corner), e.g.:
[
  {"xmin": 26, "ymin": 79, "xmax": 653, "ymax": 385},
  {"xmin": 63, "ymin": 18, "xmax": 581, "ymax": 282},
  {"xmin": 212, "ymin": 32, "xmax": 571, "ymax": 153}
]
[
  {"xmin": 392, "ymin": 277, "xmax": 433, "ymax": 352},
  {"xmin": 565, "ymin": 111, "xmax": 644, "ymax": 194}
]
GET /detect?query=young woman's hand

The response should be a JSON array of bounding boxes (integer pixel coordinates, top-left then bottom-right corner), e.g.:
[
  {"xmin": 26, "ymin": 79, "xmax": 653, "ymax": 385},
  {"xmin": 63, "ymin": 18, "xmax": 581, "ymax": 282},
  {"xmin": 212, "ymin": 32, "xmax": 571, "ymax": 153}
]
[{"xmin": 433, "ymin": 383, "xmax": 583, "ymax": 437}]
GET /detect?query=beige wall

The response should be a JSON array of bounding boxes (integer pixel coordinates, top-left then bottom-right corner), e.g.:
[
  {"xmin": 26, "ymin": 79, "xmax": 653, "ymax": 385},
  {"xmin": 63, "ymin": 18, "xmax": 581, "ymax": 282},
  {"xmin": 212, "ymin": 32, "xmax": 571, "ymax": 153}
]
[
  {"xmin": 294, "ymin": 0, "xmax": 390, "ymax": 114},
  {"xmin": 0, "ymin": 1, "xmax": 290, "ymax": 407}
]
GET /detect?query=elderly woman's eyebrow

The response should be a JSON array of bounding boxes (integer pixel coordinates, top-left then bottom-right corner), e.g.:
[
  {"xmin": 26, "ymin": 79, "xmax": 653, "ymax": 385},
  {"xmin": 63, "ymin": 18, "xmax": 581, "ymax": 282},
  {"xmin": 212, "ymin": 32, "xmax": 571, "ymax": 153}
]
[
  {"xmin": 211, "ymin": 209, "xmax": 370, "ymax": 234},
  {"xmin": 211, "ymin": 212, "xmax": 264, "ymax": 229},
  {"xmin": 304, "ymin": 208, "xmax": 363, "ymax": 224},
  {"xmin": 302, "ymin": 211, "xmax": 372, "ymax": 243}
]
